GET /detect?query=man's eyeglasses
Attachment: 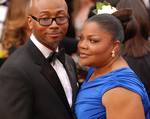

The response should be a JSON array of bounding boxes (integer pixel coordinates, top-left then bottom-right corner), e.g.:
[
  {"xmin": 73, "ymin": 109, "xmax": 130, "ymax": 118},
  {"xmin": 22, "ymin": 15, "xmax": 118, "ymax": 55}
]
[{"xmin": 31, "ymin": 15, "xmax": 69, "ymax": 26}]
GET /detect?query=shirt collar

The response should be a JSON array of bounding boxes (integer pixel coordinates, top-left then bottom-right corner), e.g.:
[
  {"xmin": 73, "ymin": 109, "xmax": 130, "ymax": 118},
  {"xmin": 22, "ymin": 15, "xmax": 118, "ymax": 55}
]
[{"xmin": 30, "ymin": 34, "xmax": 58, "ymax": 58}]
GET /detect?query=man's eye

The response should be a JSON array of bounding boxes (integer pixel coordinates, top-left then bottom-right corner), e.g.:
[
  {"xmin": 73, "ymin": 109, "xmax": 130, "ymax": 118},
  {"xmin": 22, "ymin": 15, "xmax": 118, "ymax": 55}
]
[
  {"xmin": 57, "ymin": 16, "xmax": 67, "ymax": 20},
  {"xmin": 41, "ymin": 18, "xmax": 50, "ymax": 21}
]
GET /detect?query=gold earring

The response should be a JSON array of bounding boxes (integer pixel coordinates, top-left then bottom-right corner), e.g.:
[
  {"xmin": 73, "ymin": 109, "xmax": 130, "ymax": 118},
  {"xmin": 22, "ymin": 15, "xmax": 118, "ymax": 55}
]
[{"xmin": 112, "ymin": 50, "xmax": 115, "ymax": 58}]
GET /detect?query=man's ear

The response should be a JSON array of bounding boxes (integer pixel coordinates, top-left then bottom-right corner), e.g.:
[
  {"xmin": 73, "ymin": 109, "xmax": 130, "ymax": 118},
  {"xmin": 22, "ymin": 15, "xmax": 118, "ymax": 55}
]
[{"xmin": 27, "ymin": 16, "xmax": 33, "ymax": 30}]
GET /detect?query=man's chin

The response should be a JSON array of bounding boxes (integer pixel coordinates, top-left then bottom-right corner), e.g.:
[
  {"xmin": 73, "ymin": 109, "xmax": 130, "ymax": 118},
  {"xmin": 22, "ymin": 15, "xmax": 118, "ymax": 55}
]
[{"xmin": 46, "ymin": 35, "xmax": 63, "ymax": 41}]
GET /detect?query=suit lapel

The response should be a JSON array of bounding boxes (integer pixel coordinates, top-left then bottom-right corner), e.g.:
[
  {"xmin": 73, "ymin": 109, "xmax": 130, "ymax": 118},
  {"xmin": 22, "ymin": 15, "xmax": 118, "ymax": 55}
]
[{"xmin": 40, "ymin": 60, "xmax": 74, "ymax": 115}]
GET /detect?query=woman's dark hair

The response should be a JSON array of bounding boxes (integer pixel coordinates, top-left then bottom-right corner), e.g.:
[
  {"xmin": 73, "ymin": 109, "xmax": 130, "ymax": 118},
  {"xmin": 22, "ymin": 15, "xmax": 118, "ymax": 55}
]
[
  {"xmin": 112, "ymin": 8, "xmax": 138, "ymax": 43},
  {"xmin": 87, "ymin": 13, "xmax": 124, "ymax": 42},
  {"xmin": 116, "ymin": 0, "xmax": 150, "ymax": 57},
  {"xmin": 117, "ymin": 0, "xmax": 150, "ymax": 40}
]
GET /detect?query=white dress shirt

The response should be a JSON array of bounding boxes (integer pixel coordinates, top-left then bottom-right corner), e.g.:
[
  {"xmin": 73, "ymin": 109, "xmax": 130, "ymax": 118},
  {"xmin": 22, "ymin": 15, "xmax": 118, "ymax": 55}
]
[{"xmin": 30, "ymin": 34, "xmax": 72, "ymax": 107}]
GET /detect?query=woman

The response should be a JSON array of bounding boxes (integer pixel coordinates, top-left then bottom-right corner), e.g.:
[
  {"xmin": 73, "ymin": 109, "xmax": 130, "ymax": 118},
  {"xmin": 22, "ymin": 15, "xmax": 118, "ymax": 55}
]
[
  {"xmin": 0, "ymin": 0, "xmax": 31, "ymax": 67},
  {"xmin": 116, "ymin": 0, "xmax": 150, "ymax": 98},
  {"xmin": 1, "ymin": 0, "xmax": 31, "ymax": 55},
  {"xmin": 75, "ymin": 13, "xmax": 150, "ymax": 119}
]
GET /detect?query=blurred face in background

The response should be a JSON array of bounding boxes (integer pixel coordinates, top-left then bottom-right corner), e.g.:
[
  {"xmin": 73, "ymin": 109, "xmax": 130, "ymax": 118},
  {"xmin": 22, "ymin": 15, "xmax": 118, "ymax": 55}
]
[
  {"xmin": 78, "ymin": 21, "xmax": 117, "ymax": 68},
  {"xmin": 28, "ymin": 0, "xmax": 69, "ymax": 50},
  {"xmin": 80, "ymin": 0, "xmax": 95, "ymax": 8}
]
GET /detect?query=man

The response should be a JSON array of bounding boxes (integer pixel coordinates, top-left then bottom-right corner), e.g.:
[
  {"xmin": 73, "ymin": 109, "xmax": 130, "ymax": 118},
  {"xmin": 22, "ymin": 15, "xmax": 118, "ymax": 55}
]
[{"xmin": 0, "ymin": 0, "xmax": 78, "ymax": 118}]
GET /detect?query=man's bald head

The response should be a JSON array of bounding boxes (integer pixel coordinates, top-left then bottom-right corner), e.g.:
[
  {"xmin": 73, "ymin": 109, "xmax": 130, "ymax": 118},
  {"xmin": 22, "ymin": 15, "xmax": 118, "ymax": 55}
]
[{"xmin": 27, "ymin": 0, "xmax": 68, "ymax": 15}]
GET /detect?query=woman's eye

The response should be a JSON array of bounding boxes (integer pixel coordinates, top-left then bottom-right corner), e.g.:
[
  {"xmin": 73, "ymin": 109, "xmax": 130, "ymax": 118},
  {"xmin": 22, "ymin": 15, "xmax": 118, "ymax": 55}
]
[
  {"xmin": 89, "ymin": 39, "xmax": 98, "ymax": 43},
  {"xmin": 76, "ymin": 36, "xmax": 81, "ymax": 40}
]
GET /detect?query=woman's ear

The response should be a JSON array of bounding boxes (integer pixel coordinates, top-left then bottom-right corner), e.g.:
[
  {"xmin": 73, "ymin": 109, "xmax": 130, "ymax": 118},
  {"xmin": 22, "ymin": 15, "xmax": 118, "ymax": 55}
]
[
  {"xmin": 113, "ymin": 40, "xmax": 121, "ymax": 53},
  {"xmin": 27, "ymin": 16, "xmax": 33, "ymax": 30}
]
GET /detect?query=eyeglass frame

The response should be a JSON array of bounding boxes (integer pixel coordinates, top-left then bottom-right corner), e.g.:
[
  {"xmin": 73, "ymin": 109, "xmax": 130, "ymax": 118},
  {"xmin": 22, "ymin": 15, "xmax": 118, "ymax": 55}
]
[{"xmin": 30, "ymin": 15, "xmax": 69, "ymax": 26}]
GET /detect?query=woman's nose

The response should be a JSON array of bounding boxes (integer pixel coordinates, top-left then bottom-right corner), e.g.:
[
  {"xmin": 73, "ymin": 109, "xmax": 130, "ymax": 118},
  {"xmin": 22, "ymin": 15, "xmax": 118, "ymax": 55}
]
[{"xmin": 78, "ymin": 39, "xmax": 88, "ymax": 49}]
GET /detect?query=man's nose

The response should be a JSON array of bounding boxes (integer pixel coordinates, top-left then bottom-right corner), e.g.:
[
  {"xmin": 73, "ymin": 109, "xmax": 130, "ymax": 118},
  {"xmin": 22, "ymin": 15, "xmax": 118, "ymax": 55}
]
[{"xmin": 49, "ymin": 19, "xmax": 59, "ymax": 27}]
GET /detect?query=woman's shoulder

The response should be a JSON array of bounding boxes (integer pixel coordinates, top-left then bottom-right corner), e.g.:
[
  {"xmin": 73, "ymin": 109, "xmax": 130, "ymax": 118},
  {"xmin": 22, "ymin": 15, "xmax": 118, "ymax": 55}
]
[{"xmin": 99, "ymin": 67, "xmax": 147, "ymax": 97}]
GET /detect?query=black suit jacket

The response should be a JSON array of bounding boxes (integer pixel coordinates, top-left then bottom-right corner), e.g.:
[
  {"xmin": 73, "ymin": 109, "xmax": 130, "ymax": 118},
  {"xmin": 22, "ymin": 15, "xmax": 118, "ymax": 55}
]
[{"xmin": 0, "ymin": 40, "xmax": 78, "ymax": 119}]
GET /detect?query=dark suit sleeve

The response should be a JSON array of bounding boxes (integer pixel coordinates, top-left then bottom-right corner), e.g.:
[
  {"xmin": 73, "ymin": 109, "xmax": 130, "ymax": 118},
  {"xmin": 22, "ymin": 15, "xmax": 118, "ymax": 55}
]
[{"xmin": 0, "ymin": 64, "xmax": 32, "ymax": 119}]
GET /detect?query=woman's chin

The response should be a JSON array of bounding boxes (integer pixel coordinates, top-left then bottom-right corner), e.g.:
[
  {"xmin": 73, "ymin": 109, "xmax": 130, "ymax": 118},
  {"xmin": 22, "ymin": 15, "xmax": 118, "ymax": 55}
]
[{"xmin": 79, "ymin": 61, "xmax": 89, "ymax": 67}]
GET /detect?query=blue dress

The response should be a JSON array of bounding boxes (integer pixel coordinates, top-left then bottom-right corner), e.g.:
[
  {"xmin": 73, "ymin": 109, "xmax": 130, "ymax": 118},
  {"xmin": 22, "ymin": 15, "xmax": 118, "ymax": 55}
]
[{"xmin": 75, "ymin": 67, "xmax": 150, "ymax": 119}]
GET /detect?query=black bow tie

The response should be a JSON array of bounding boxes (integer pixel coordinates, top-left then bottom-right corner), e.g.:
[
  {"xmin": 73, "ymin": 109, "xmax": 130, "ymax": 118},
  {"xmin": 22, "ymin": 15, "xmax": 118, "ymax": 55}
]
[{"xmin": 47, "ymin": 49, "xmax": 65, "ymax": 65}]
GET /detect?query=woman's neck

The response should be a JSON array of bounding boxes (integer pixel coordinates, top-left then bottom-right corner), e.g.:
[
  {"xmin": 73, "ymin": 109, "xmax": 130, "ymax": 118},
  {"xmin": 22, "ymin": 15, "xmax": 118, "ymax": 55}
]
[{"xmin": 90, "ymin": 56, "xmax": 129, "ymax": 80}]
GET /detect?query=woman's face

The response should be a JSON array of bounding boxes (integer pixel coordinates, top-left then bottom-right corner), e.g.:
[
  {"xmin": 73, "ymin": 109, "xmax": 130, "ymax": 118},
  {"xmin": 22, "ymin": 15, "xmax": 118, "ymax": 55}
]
[{"xmin": 78, "ymin": 21, "xmax": 117, "ymax": 67}]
